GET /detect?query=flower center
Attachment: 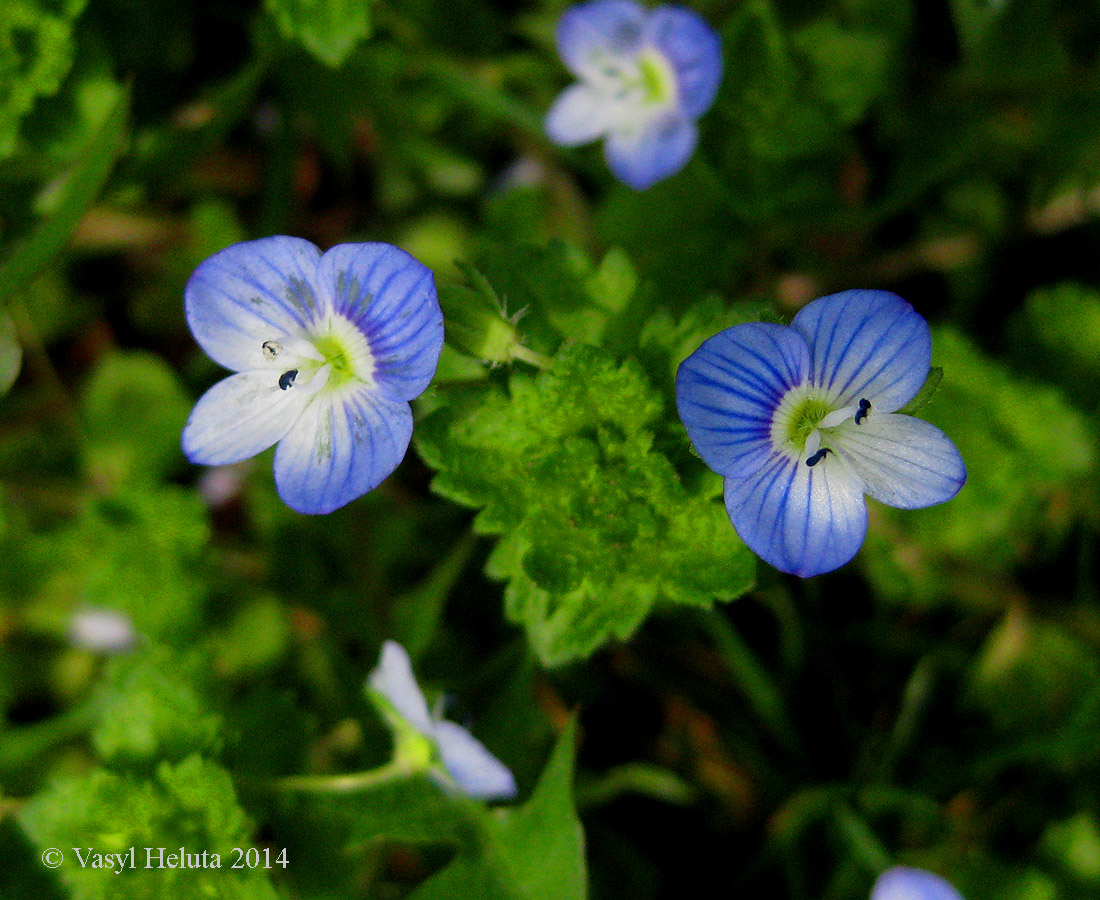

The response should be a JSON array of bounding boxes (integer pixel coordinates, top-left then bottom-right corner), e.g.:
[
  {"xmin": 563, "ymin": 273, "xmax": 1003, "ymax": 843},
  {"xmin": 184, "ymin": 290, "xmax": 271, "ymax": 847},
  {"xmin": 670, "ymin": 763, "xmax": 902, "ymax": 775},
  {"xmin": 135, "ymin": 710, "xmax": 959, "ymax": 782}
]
[
  {"xmin": 782, "ymin": 396, "xmax": 832, "ymax": 447},
  {"xmin": 261, "ymin": 314, "xmax": 376, "ymax": 397},
  {"xmin": 771, "ymin": 387, "xmax": 871, "ymax": 463},
  {"xmin": 638, "ymin": 51, "xmax": 676, "ymax": 105},
  {"xmin": 307, "ymin": 314, "xmax": 376, "ymax": 391}
]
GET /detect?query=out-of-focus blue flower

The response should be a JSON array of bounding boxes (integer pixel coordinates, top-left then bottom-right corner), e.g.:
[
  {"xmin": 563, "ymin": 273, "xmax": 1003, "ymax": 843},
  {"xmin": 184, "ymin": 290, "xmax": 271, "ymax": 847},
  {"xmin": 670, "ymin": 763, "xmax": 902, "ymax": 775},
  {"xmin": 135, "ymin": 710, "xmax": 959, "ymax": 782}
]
[
  {"xmin": 367, "ymin": 640, "xmax": 518, "ymax": 801},
  {"xmin": 872, "ymin": 866, "xmax": 965, "ymax": 900},
  {"xmin": 545, "ymin": 0, "xmax": 722, "ymax": 190},
  {"xmin": 181, "ymin": 237, "xmax": 443, "ymax": 514},
  {"xmin": 676, "ymin": 290, "xmax": 966, "ymax": 577}
]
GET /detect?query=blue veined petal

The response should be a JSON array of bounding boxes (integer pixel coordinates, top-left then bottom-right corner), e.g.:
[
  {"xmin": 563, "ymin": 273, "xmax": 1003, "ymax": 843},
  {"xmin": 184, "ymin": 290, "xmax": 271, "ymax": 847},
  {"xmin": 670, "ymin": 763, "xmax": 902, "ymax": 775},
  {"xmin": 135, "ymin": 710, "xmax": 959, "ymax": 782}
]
[
  {"xmin": 185, "ymin": 237, "xmax": 327, "ymax": 372},
  {"xmin": 676, "ymin": 323, "xmax": 810, "ymax": 478},
  {"xmin": 605, "ymin": 110, "xmax": 696, "ymax": 189},
  {"xmin": 831, "ymin": 414, "xmax": 966, "ymax": 509},
  {"xmin": 790, "ymin": 290, "xmax": 931, "ymax": 413},
  {"xmin": 647, "ymin": 6, "xmax": 722, "ymax": 118},
  {"xmin": 724, "ymin": 450, "xmax": 868, "ymax": 577},
  {"xmin": 367, "ymin": 641, "xmax": 435, "ymax": 736},
  {"xmin": 557, "ymin": 0, "xmax": 647, "ymax": 79},
  {"xmin": 181, "ymin": 370, "xmax": 312, "ymax": 466},
  {"xmin": 871, "ymin": 867, "xmax": 965, "ymax": 900},
  {"xmin": 317, "ymin": 243, "xmax": 444, "ymax": 402},
  {"xmin": 545, "ymin": 84, "xmax": 615, "ymax": 146},
  {"xmin": 273, "ymin": 383, "xmax": 413, "ymax": 514},
  {"xmin": 434, "ymin": 720, "xmax": 518, "ymax": 801}
]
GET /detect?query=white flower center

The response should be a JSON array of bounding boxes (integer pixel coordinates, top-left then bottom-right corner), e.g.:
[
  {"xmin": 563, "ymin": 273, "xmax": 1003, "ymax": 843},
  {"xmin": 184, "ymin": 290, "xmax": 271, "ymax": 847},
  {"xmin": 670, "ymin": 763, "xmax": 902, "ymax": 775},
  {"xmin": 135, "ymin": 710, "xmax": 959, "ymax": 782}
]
[
  {"xmin": 258, "ymin": 313, "xmax": 376, "ymax": 400},
  {"xmin": 587, "ymin": 48, "xmax": 679, "ymax": 131},
  {"xmin": 770, "ymin": 386, "xmax": 872, "ymax": 466}
]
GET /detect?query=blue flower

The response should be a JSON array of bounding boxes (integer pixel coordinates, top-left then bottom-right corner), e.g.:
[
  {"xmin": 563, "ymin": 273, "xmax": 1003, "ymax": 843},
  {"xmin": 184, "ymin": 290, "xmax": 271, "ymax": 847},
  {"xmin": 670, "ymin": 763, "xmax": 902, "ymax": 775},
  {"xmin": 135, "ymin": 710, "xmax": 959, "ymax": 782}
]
[
  {"xmin": 675, "ymin": 290, "xmax": 966, "ymax": 578},
  {"xmin": 545, "ymin": 0, "xmax": 722, "ymax": 190},
  {"xmin": 181, "ymin": 237, "xmax": 444, "ymax": 515},
  {"xmin": 872, "ymin": 867, "xmax": 965, "ymax": 900},
  {"xmin": 368, "ymin": 641, "xmax": 518, "ymax": 801}
]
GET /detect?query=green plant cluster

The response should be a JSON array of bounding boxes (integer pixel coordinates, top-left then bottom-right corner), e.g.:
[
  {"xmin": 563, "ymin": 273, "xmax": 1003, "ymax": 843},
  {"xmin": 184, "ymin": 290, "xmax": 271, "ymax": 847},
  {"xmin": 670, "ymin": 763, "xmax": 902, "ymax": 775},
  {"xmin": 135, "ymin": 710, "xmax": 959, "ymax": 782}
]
[{"xmin": 3, "ymin": 0, "xmax": 1100, "ymax": 898}]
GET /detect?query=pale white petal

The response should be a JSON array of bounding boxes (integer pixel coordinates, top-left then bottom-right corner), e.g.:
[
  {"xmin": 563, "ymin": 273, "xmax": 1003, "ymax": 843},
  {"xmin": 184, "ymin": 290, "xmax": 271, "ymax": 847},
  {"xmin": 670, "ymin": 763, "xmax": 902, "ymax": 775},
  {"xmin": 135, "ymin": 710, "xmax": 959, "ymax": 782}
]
[
  {"xmin": 69, "ymin": 608, "xmax": 137, "ymax": 654},
  {"xmin": 181, "ymin": 370, "xmax": 313, "ymax": 467},
  {"xmin": 272, "ymin": 383, "xmax": 412, "ymax": 515},
  {"xmin": 831, "ymin": 414, "xmax": 966, "ymax": 509},
  {"xmin": 725, "ymin": 449, "xmax": 868, "ymax": 577},
  {"xmin": 545, "ymin": 84, "xmax": 616, "ymax": 147},
  {"xmin": 434, "ymin": 719, "xmax": 518, "ymax": 800},
  {"xmin": 367, "ymin": 640, "xmax": 434, "ymax": 736}
]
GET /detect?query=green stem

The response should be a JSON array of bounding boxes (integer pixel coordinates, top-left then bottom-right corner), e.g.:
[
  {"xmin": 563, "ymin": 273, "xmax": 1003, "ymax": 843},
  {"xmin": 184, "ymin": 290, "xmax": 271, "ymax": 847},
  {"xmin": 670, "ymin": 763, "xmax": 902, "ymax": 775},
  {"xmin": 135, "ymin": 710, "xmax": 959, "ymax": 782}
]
[
  {"xmin": 833, "ymin": 804, "xmax": 892, "ymax": 874},
  {"xmin": 696, "ymin": 610, "xmax": 802, "ymax": 758},
  {"xmin": 273, "ymin": 759, "xmax": 414, "ymax": 794},
  {"xmin": 510, "ymin": 344, "xmax": 554, "ymax": 369}
]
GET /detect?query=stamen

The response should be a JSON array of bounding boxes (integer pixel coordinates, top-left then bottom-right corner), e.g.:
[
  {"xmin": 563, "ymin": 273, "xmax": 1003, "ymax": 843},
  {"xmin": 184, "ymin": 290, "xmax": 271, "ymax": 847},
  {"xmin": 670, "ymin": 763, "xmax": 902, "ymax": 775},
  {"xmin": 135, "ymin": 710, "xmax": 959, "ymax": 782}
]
[
  {"xmin": 806, "ymin": 447, "xmax": 832, "ymax": 467},
  {"xmin": 855, "ymin": 398, "xmax": 871, "ymax": 425},
  {"xmin": 262, "ymin": 340, "xmax": 282, "ymax": 360},
  {"xmin": 279, "ymin": 369, "xmax": 298, "ymax": 390}
]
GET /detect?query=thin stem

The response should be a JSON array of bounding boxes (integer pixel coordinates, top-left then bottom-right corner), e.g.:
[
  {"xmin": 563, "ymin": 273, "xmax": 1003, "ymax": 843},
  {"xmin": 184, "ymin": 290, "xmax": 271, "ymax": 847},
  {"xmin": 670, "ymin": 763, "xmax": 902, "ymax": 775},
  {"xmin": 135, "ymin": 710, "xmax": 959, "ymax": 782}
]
[
  {"xmin": 833, "ymin": 804, "xmax": 892, "ymax": 875},
  {"xmin": 273, "ymin": 759, "xmax": 414, "ymax": 794},
  {"xmin": 7, "ymin": 299, "xmax": 85, "ymax": 451},
  {"xmin": 510, "ymin": 344, "xmax": 554, "ymax": 369}
]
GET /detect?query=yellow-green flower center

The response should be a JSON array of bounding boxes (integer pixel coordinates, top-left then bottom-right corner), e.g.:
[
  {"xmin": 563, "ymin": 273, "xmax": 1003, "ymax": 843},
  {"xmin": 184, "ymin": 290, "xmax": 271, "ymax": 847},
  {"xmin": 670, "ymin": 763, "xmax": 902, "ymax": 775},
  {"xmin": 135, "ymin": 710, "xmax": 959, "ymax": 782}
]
[
  {"xmin": 307, "ymin": 315, "xmax": 376, "ymax": 391},
  {"xmin": 313, "ymin": 333, "xmax": 357, "ymax": 385},
  {"xmin": 639, "ymin": 52, "xmax": 676, "ymax": 105},
  {"xmin": 783, "ymin": 396, "xmax": 832, "ymax": 449}
]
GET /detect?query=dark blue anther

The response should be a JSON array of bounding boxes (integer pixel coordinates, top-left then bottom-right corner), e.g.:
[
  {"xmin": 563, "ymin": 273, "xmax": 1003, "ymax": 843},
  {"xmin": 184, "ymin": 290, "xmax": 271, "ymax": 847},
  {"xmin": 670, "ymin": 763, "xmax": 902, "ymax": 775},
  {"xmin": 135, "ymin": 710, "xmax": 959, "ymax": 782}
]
[
  {"xmin": 854, "ymin": 398, "xmax": 871, "ymax": 425},
  {"xmin": 279, "ymin": 369, "xmax": 298, "ymax": 390},
  {"xmin": 806, "ymin": 447, "xmax": 832, "ymax": 467}
]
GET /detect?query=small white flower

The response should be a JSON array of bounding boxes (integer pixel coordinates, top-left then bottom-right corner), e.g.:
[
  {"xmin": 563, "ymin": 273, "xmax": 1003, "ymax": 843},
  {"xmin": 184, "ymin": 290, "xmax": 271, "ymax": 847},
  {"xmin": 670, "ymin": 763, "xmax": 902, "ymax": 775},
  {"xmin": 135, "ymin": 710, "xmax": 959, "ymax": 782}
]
[
  {"xmin": 182, "ymin": 237, "xmax": 444, "ymax": 514},
  {"xmin": 545, "ymin": 0, "xmax": 723, "ymax": 189},
  {"xmin": 69, "ymin": 608, "xmax": 137, "ymax": 654},
  {"xmin": 367, "ymin": 640, "xmax": 517, "ymax": 801},
  {"xmin": 676, "ymin": 290, "xmax": 966, "ymax": 577}
]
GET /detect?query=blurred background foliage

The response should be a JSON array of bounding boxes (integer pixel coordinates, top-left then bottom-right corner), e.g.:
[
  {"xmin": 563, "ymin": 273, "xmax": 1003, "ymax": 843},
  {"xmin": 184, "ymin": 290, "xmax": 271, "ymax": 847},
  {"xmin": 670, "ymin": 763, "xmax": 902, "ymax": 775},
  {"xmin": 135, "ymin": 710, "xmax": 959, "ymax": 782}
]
[{"xmin": 2, "ymin": 0, "xmax": 1100, "ymax": 897}]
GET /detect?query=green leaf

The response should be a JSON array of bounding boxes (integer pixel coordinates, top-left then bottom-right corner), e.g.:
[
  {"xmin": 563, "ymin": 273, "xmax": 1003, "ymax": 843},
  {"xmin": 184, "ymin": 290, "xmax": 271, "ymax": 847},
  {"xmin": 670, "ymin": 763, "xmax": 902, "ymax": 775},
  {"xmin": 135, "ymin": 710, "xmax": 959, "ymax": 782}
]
[
  {"xmin": 0, "ymin": 310, "xmax": 21, "ymax": 395},
  {"xmin": 81, "ymin": 351, "xmax": 193, "ymax": 487},
  {"xmin": 417, "ymin": 343, "xmax": 754, "ymax": 666},
  {"xmin": 399, "ymin": 722, "xmax": 584, "ymax": 900},
  {"xmin": 26, "ymin": 486, "xmax": 211, "ymax": 643},
  {"xmin": 1041, "ymin": 813, "xmax": 1100, "ymax": 884},
  {"xmin": 895, "ymin": 367, "xmax": 943, "ymax": 416},
  {"xmin": 0, "ymin": 83, "xmax": 128, "ymax": 306},
  {"xmin": 266, "ymin": 0, "xmax": 373, "ymax": 67},
  {"xmin": 19, "ymin": 756, "xmax": 283, "ymax": 900},
  {"xmin": 92, "ymin": 647, "xmax": 223, "ymax": 769},
  {"xmin": 791, "ymin": 20, "xmax": 892, "ymax": 126},
  {"xmin": 0, "ymin": 0, "xmax": 89, "ymax": 159}
]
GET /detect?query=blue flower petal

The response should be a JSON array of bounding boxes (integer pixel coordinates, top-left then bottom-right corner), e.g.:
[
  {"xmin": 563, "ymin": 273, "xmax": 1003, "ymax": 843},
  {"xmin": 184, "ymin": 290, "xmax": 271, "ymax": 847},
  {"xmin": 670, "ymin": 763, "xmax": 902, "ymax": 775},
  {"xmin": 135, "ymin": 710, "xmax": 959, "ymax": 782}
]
[
  {"xmin": 273, "ymin": 385, "xmax": 413, "ymax": 514},
  {"xmin": 724, "ymin": 451, "xmax": 868, "ymax": 577},
  {"xmin": 647, "ymin": 6, "xmax": 723, "ymax": 117},
  {"xmin": 545, "ymin": 84, "xmax": 615, "ymax": 147},
  {"xmin": 833, "ymin": 414, "xmax": 966, "ymax": 509},
  {"xmin": 871, "ymin": 866, "xmax": 965, "ymax": 900},
  {"xmin": 434, "ymin": 719, "xmax": 518, "ymax": 801},
  {"xmin": 556, "ymin": 0, "xmax": 647, "ymax": 78},
  {"xmin": 790, "ymin": 290, "xmax": 931, "ymax": 413},
  {"xmin": 367, "ymin": 641, "xmax": 435, "ymax": 736},
  {"xmin": 317, "ymin": 243, "xmax": 444, "ymax": 403},
  {"xmin": 185, "ymin": 237, "xmax": 326, "ymax": 372},
  {"xmin": 181, "ymin": 370, "xmax": 312, "ymax": 466},
  {"xmin": 676, "ymin": 322, "xmax": 809, "ymax": 478},
  {"xmin": 605, "ymin": 110, "xmax": 697, "ymax": 189}
]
